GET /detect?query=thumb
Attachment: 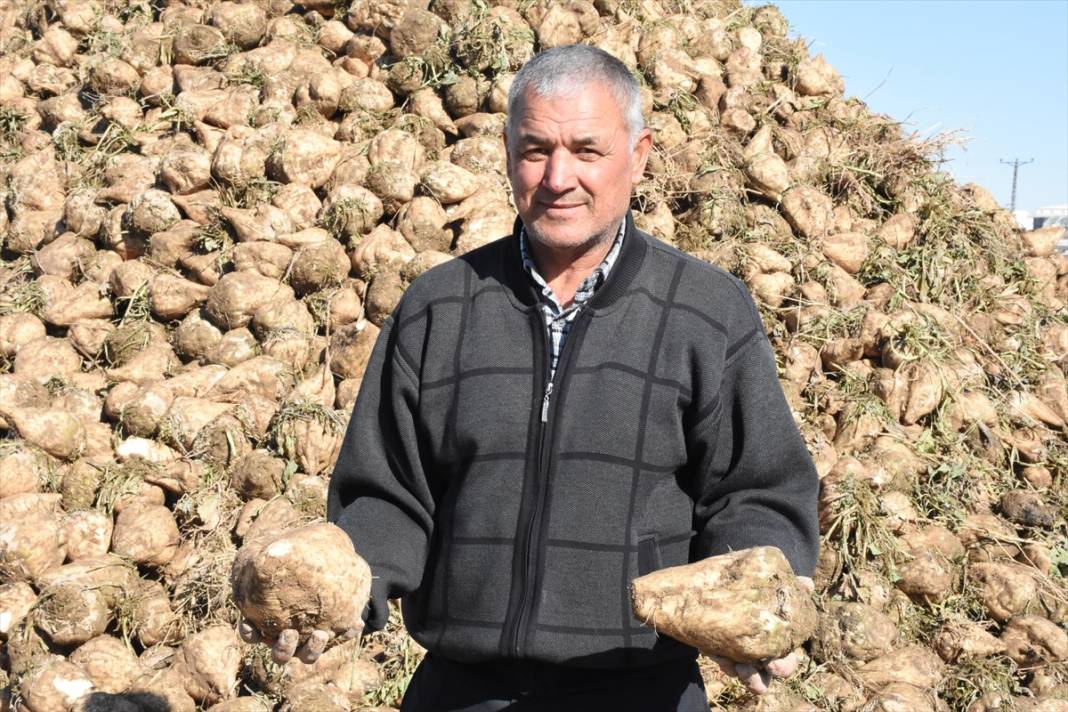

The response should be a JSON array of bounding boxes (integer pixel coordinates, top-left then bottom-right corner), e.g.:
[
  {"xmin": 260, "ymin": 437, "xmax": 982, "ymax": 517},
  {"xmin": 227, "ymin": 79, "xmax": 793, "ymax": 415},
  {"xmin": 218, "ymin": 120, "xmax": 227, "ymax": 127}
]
[
  {"xmin": 734, "ymin": 662, "xmax": 770, "ymax": 695},
  {"xmin": 237, "ymin": 618, "xmax": 262, "ymax": 644}
]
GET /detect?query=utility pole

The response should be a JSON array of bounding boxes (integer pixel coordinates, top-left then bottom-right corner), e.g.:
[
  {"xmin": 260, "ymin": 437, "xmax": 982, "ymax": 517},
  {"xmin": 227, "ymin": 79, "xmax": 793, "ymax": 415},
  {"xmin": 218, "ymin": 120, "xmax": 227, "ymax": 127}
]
[{"xmin": 1000, "ymin": 158, "xmax": 1033, "ymax": 212}]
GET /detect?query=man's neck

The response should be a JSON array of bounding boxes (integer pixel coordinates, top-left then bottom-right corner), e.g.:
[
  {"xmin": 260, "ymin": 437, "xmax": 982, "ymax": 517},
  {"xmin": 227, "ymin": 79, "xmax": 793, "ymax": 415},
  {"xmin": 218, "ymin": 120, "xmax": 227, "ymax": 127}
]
[{"xmin": 526, "ymin": 221, "xmax": 622, "ymax": 306}]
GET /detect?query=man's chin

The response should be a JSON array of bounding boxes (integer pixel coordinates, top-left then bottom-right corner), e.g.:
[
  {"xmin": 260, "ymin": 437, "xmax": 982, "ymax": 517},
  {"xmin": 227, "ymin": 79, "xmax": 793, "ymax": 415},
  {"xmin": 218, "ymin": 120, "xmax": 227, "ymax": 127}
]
[
  {"xmin": 528, "ymin": 231, "xmax": 599, "ymax": 253},
  {"xmin": 525, "ymin": 218, "xmax": 608, "ymax": 251}
]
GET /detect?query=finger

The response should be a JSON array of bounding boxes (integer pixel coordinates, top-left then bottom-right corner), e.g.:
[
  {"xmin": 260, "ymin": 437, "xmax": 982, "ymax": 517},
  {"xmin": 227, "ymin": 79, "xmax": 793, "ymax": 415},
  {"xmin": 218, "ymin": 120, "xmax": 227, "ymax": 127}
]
[
  {"xmin": 297, "ymin": 629, "xmax": 330, "ymax": 664},
  {"xmin": 798, "ymin": 576, "xmax": 815, "ymax": 593},
  {"xmin": 339, "ymin": 619, "xmax": 364, "ymax": 641},
  {"xmin": 765, "ymin": 651, "xmax": 799, "ymax": 678},
  {"xmin": 735, "ymin": 662, "xmax": 770, "ymax": 695},
  {"xmin": 272, "ymin": 628, "xmax": 299, "ymax": 664},
  {"xmin": 237, "ymin": 619, "xmax": 262, "ymax": 645}
]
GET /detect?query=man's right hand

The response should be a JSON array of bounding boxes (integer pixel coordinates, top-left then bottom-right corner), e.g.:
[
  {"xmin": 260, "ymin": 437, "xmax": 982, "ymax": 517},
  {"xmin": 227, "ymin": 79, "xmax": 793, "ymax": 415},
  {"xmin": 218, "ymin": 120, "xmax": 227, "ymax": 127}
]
[
  {"xmin": 707, "ymin": 576, "xmax": 814, "ymax": 695},
  {"xmin": 237, "ymin": 617, "xmax": 364, "ymax": 665}
]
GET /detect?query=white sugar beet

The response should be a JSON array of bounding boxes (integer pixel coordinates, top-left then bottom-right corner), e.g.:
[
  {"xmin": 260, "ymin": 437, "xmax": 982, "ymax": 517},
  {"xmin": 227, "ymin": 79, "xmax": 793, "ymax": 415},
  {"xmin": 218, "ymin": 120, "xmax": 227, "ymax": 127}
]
[
  {"xmin": 231, "ymin": 523, "xmax": 371, "ymax": 641},
  {"xmin": 631, "ymin": 547, "xmax": 817, "ymax": 662}
]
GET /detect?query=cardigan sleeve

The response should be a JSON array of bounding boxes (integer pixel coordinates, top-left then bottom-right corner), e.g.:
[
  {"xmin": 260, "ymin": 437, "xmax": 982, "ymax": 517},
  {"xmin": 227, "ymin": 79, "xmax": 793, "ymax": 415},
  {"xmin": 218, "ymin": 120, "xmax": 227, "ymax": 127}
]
[
  {"xmin": 326, "ymin": 313, "xmax": 436, "ymax": 632},
  {"xmin": 686, "ymin": 293, "xmax": 820, "ymax": 578}
]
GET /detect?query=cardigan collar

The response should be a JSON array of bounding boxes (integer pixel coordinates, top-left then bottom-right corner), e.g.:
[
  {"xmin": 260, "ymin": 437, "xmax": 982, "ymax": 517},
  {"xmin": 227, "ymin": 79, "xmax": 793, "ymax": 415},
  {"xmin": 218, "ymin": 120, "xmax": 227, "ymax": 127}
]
[{"xmin": 501, "ymin": 211, "xmax": 648, "ymax": 311}]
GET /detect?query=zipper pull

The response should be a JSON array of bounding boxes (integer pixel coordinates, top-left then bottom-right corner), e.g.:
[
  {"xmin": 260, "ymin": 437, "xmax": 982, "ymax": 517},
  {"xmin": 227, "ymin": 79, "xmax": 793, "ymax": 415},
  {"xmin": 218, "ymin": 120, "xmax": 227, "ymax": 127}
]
[{"xmin": 541, "ymin": 381, "xmax": 554, "ymax": 422}]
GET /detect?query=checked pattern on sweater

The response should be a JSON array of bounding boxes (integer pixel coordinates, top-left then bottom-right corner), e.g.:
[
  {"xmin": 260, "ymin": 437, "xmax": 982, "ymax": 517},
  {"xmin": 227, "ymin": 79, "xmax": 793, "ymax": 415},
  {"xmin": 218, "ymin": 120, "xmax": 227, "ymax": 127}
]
[{"xmin": 413, "ymin": 259, "xmax": 707, "ymax": 652}]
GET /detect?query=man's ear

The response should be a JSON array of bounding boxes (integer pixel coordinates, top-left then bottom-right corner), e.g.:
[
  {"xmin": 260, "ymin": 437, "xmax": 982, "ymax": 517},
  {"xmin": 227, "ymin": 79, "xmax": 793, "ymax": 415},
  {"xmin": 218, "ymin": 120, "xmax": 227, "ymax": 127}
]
[
  {"xmin": 504, "ymin": 125, "xmax": 517, "ymax": 181},
  {"xmin": 630, "ymin": 128, "xmax": 653, "ymax": 185}
]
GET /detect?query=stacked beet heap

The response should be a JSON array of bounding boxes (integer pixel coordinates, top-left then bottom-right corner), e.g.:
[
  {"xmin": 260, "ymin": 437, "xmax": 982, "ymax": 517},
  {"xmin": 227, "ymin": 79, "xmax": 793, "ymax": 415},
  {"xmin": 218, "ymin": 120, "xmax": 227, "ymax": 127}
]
[{"xmin": 1, "ymin": 0, "xmax": 1065, "ymax": 709}]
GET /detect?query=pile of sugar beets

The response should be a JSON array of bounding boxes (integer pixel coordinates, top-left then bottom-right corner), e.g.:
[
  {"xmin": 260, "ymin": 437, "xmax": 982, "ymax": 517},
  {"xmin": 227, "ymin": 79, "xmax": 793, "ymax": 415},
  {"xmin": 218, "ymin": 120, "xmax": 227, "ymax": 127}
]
[{"xmin": 1, "ymin": 0, "xmax": 1065, "ymax": 707}]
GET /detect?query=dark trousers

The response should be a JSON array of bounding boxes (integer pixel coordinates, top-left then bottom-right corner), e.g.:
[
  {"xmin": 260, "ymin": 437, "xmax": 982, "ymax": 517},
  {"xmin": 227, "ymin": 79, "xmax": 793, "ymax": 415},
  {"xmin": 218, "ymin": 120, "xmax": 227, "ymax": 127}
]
[{"xmin": 399, "ymin": 653, "xmax": 709, "ymax": 712}]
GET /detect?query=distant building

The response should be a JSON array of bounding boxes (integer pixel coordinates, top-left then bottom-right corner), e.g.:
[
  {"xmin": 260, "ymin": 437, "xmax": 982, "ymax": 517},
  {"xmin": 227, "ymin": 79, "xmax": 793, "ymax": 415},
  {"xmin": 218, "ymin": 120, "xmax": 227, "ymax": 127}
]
[
  {"xmin": 1014, "ymin": 210, "xmax": 1033, "ymax": 230},
  {"xmin": 1034, "ymin": 204, "xmax": 1068, "ymax": 228}
]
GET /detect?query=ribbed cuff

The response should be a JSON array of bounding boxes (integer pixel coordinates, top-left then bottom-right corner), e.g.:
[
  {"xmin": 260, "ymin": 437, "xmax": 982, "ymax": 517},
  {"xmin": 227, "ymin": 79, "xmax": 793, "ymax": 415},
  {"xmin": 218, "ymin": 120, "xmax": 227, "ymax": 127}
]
[{"xmin": 363, "ymin": 570, "xmax": 392, "ymax": 633}]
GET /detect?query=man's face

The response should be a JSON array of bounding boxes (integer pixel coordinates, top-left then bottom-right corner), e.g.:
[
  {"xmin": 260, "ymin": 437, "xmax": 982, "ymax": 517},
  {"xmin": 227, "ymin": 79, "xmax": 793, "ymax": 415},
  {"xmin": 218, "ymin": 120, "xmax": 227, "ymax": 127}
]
[{"xmin": 506, "ymin": 81, "xmax": 652, "ymax": 252}]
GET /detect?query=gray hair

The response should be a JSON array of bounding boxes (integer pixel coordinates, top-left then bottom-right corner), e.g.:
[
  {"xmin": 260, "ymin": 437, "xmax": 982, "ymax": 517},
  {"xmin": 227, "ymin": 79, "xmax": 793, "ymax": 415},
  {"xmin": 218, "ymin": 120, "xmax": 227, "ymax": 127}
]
[{"xmin": 506, "ymin": 44, "xmax": 645, "ymax": 149}]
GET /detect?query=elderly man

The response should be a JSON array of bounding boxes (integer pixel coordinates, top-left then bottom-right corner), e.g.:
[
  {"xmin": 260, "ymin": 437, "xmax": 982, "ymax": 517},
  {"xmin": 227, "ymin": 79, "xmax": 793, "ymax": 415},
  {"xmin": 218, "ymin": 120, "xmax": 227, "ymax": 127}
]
[{"xmin": 323, "ymin": 44, "xmax": 819, "ymax": 710}]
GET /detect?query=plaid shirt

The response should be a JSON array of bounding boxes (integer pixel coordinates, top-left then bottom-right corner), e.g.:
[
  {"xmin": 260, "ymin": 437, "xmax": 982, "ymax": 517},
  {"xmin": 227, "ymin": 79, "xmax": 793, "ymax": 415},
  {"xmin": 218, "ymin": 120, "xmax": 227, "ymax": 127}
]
[{"xmin": 519, "ymin": 221, "xmax": 625, "ymax": 384}]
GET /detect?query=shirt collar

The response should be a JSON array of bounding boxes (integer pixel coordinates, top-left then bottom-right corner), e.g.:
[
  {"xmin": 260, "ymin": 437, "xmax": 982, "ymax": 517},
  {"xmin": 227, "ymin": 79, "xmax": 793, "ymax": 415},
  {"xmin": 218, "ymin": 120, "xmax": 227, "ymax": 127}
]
[{"xmin": 519, "ymin": 221, "xmax": 625, "ymax": 310}]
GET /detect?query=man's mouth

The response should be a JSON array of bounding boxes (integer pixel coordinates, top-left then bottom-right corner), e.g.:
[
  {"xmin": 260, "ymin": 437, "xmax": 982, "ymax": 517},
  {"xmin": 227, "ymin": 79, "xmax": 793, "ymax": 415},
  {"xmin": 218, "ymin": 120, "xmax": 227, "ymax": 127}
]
[{"xmin": 539, "ymin": 201, "xmax": 585, "ymax": 212}]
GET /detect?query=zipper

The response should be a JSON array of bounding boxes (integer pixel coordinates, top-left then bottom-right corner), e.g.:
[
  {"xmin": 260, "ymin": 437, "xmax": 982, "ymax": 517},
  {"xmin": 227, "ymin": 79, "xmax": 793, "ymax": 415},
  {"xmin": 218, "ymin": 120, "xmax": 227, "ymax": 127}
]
[
  {"xmin": 513, "ymin": 400, "xmax": 552, "ymax": 656},
  {"xmin": 540, "ymin": 381, "xmax": 553, "ymax": 422},
  {"xmin": 507, "ymin": 306, "xmax": 587, "ymax": 658}
]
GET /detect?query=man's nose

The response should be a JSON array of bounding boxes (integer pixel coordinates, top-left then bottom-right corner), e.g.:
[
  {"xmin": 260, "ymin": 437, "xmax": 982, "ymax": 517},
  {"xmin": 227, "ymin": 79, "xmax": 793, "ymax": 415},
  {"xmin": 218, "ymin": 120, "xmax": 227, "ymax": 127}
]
[{"xmin": 540, "ymin": 148, "xmax": 578, "ymax": 194}]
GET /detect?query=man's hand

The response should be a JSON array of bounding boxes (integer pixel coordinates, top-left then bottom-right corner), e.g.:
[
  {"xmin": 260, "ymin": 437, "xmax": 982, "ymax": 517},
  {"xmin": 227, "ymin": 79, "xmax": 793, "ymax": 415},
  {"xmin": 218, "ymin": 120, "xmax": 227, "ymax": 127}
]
[
  {"xmin": 237, "ymin": 618, "xmax": 364, "ymax": 665},
  {"xmin": 230, "ymin": 523, "xmax": 372, "ymax": 665},
  {"xmin": 708, "ymin": 576, "xmax": 814, "ymax": 695}
]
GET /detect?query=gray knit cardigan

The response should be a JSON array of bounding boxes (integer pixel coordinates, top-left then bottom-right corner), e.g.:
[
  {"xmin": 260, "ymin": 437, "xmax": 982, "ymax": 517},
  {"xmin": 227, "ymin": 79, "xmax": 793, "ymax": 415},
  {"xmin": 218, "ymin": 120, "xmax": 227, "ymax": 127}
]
[{"xmin": 326, "ymin": 213, "xmax": 820, "ymax": 670}]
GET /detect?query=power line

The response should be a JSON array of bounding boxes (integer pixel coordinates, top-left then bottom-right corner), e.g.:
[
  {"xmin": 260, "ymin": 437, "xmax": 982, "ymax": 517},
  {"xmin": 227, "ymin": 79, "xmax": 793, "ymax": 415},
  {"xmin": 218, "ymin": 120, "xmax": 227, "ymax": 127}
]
[{"xmin": 1000, "ymin": 158, "xmax": 1034, "ymax": 212}]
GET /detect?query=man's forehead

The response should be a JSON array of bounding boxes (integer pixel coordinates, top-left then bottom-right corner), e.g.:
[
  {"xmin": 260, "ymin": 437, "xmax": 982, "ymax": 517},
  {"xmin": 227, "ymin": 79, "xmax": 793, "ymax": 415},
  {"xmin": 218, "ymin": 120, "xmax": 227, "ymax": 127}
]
[
  {"xmin": 511, "ymin": 85, "xmax": 623, "ymax": 135},
  {"xmin": 513, "ymin": 127, "xmax": 612, "ymax": 144}
]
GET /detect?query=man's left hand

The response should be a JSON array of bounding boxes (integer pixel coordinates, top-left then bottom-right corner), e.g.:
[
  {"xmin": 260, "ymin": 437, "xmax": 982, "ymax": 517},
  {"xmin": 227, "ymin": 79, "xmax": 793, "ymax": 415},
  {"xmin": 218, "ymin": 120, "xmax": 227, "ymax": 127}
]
[
  {"xmin": 237, "ymin": 617, "xmax": 364, "ymax": 665},
  {"xmin": 707, "ymin": 576, "xmax": 814, "ymax": 695}
]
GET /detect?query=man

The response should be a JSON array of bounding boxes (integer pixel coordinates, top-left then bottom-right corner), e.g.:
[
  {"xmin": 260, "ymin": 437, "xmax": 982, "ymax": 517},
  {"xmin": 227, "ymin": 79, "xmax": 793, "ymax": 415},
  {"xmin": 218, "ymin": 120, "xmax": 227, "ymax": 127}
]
[{"xmin": 279, "ymin": 44, "xmax": 817, "ymax": 709}]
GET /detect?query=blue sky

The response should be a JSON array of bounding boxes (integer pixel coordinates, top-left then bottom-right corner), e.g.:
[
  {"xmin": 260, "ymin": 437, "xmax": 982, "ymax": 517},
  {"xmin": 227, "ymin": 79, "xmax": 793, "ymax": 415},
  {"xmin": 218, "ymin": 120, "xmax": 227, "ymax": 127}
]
[{"xmin": 760, "ymin": 0, "xmax": 1068, "ymax": 213}]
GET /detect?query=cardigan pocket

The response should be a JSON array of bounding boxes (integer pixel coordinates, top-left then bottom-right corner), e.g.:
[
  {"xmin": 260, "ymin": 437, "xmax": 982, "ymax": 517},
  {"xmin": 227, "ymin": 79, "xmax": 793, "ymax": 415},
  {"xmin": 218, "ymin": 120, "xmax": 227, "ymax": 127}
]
[{"xmin": 637, "ymin": 533, "xmax": 662, "ymax": 576}]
